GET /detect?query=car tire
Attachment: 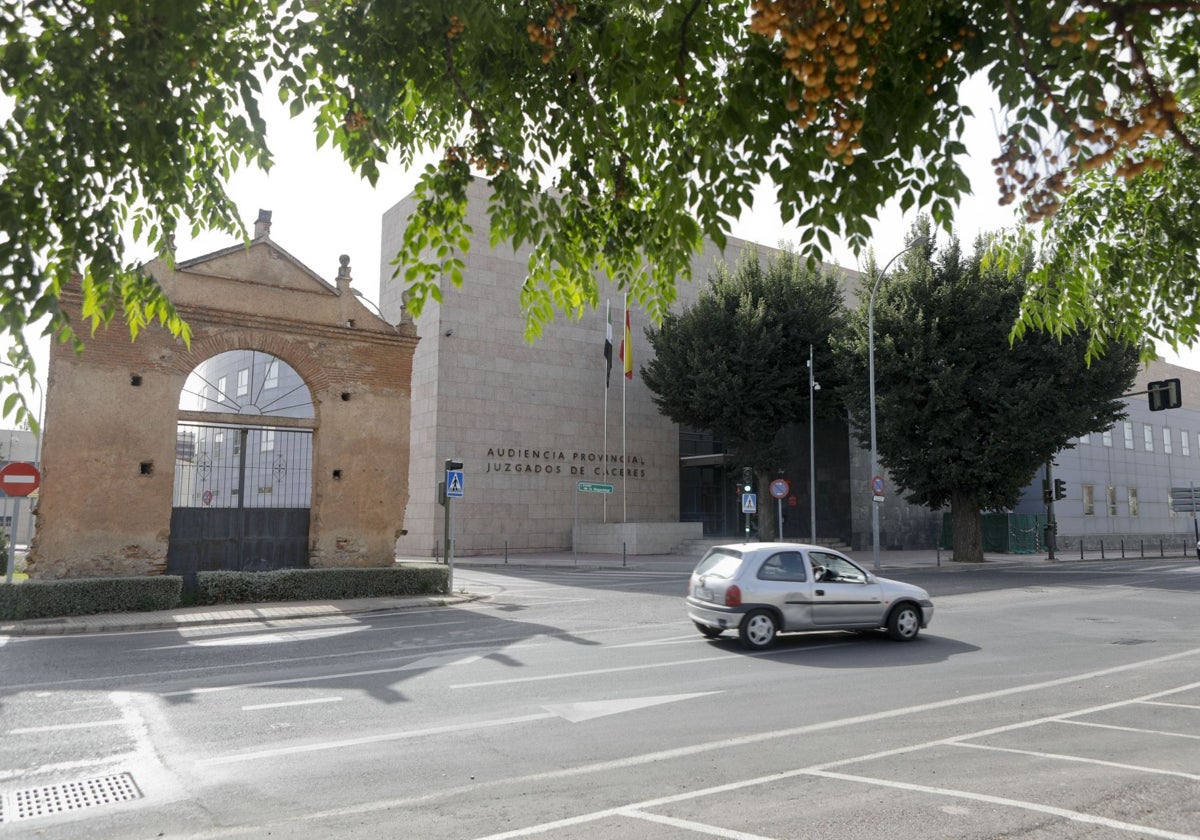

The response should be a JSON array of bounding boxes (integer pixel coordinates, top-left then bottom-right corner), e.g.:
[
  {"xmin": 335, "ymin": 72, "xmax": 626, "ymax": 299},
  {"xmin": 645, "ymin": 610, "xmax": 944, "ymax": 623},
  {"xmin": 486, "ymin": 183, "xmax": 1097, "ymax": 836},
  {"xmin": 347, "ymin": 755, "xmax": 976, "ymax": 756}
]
[
  {"xmin": 694, "ymin": 621, "xmax": 724, "ymax": 639},
  {"xmin": 886, "ymin": 603, "xmax": 921, "ymax": 641},
  {"xmin": 738, "ymin": 609, "xmax": 778, "ymax": 650}
]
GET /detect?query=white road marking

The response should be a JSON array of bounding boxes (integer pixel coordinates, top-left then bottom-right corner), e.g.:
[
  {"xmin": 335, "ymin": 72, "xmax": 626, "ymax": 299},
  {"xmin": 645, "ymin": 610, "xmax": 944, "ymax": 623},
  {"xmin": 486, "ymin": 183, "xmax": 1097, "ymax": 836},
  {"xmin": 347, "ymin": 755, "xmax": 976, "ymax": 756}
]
[
  {"xmin": 242, "ymin": 697, "xmax": 344, "ymax": 711},
  {"xmin": 543, "ymin": 692, "xmax": 720, "ymax": 723},
  {"xmin": 1140, "ymin": 700, "xmax": 1200, "ymax": 710},
  {"xmin": 803, "ymin": 769, "xmax": 1200, "ymax": 840},
  {"xmin": 161, "ymin": 650, "xmax": 489, "ymax": 698},
  {"xmin": 622, "ymin": 808, "xmax": 778, "ymax": 839},
  {"xmin": 451, "ymin": 644, "xmax": 853, "ymax": 689},
  {"xmin": 952, "ymin": 741, "xmax": 1200, "ymax": 781},
  {"xmin": 197, "ymin": 713, "xmax": 555, "ymax": 766},
  {"xmin": 1056, "ymin": 718, "xmax": 1200, "ymax": 740},
  {"xmin": 182, "ymin": 626, "xmax": 366, "ymax": 646},
  {"xmin": 8, "ymin": 719, "xmax": 125, "ymax": 734}
]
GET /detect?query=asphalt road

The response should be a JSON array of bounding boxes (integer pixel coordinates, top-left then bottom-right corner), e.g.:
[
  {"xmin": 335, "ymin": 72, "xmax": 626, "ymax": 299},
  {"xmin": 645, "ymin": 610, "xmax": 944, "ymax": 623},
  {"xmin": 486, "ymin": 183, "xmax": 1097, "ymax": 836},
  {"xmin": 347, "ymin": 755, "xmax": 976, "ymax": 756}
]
[{"xmin": 1, "ymin": 559, "xmax": 1198, "ymax": 839}]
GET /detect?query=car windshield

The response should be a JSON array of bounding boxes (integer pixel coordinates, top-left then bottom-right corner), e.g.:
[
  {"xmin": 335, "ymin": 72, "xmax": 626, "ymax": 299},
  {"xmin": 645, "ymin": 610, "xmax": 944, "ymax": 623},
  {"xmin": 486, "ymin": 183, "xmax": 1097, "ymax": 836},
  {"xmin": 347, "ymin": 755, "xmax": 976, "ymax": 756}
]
[{"xmin": 693, "ymin": 548, "xmax": 743, "ymax": 579}]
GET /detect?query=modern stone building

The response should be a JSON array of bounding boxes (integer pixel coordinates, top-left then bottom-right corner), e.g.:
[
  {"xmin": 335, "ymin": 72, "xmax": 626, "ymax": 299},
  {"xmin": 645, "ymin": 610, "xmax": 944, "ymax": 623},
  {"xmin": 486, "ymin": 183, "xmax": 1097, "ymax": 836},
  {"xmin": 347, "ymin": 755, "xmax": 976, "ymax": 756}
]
[
  {"xmin": 30, "ymin": 213, "xmax": 419, "ymax": 578},
  {"xmin": 379, "ymin": 179, "xmax": 941, "ymax": 557}
]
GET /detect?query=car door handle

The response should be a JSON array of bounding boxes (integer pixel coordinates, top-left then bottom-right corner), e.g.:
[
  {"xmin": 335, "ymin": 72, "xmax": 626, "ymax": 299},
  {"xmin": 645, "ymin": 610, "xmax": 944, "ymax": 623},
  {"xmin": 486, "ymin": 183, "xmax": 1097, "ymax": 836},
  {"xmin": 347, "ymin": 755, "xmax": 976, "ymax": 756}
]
[{"xmin": 815, "ymin": 589, "xmax": 825, "ymax": 596}]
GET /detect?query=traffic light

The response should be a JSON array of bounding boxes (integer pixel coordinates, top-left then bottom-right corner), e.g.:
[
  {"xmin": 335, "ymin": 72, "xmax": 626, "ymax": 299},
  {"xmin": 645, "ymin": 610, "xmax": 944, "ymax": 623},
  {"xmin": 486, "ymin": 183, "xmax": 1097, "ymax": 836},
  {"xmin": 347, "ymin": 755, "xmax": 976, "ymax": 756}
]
[
  {"xmin": 741, "ymin": 466, "xmax": 753, "ymax": 492},
  {"xmin": 1054, "ymin": 478, "xmax": 1067, "ymax": 501},
  {"xmin": 1148, "ymin": 378, "xmax": 1182, "ymax": 411},
  {"xmin": 1042, "ymin": 480, "xmax": 1052, "ymax": 506}
]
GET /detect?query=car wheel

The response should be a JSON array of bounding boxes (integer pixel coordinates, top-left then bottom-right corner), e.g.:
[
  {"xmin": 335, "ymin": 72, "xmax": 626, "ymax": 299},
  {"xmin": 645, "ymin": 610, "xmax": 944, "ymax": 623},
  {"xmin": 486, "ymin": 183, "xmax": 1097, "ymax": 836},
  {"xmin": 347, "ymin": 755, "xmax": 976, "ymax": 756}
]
[
  {"xmin": 886, "ymin": 604, "xmax": 921, "ymax": 641},
  {"xmin": 693, "ymin": 621, "xmax": 724, "ymax": 639},
  {"xmin": 739, "ymin": 609, "xmax": 778, "ymax": 650}
]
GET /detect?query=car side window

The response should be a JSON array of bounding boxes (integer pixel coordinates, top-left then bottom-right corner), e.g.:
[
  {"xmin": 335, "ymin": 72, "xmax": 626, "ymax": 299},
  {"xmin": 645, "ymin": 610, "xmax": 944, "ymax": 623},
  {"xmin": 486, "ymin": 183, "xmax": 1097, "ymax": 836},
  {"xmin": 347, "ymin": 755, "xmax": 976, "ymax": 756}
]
[
  {"xmin": 758, "ymin": 551, "xmax": 807, "ymax": 582},
  {"xmin": 811, "ymin": 552, "xmax": 867, "ymax": 584}
]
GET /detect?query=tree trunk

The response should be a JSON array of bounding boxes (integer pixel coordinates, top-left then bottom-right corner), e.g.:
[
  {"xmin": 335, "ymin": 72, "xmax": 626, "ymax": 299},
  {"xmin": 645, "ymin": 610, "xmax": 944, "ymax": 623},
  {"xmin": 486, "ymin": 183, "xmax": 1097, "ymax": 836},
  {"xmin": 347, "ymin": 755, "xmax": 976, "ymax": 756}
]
[
  {"xmin": 950, "ymin": 488, "xmax": 984, "ymax": 563},
  {"xmin": 756, "ymin": 470, "xmax": 777, "ymax": 541}
]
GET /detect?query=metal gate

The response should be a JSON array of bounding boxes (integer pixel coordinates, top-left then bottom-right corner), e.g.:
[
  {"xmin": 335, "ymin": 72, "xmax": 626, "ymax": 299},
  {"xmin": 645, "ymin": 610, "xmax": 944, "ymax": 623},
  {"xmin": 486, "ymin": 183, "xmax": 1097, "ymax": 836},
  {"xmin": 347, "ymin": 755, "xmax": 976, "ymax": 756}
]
[{"xmin": 167, "ymin": 422, "xmax": 313, "ymax": 574}]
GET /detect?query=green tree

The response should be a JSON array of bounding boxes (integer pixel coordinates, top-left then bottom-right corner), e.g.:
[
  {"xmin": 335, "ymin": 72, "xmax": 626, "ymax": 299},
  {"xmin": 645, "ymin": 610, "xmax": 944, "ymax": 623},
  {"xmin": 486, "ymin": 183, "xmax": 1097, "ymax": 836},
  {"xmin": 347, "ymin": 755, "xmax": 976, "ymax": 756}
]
[
  {"xmin": 841, "ymin": 224, "xmax": 1139, "ymax": 563},
  {"xmin": 1, "ymin": 1, "xmax": 1193, "ymax": 422},
  {"xmin": 642, "ymin": 248, "xmax": 848, "ymax": 539}
]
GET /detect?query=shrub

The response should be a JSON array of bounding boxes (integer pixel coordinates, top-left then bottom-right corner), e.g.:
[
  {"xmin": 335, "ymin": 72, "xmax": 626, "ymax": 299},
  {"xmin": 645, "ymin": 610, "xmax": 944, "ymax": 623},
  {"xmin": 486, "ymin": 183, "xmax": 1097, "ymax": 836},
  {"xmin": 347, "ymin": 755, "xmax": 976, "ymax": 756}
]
[
  {"xmin": 0, "ymin": 576, "xmax": 183, "ymax": 621},
  {"xmin": 193, "ymin": 566, "xmax": 448, "ymax": 605}
]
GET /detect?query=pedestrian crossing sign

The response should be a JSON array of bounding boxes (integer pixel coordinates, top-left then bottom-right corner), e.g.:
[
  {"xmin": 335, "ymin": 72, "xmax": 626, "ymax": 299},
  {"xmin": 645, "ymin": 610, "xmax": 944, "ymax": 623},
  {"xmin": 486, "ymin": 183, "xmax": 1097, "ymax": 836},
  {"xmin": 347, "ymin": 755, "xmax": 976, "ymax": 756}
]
[
  {"xmin": 446, "ymin": 469, "xmax": 464, "ymax": 498},
  {"xmin": 742, "ymin": 492, "xmax": 757, "ymax": 513}
]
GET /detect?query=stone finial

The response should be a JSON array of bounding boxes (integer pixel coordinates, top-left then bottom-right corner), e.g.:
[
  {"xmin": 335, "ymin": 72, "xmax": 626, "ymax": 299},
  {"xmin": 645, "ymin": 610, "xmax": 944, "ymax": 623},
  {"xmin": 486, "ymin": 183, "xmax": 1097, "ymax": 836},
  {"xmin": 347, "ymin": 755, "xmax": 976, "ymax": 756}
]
[
  {"xmin": 254, "ymin": 209, "xmax": 273, "ymax": 239},
  {"xmin": 338, "ymin": 254, "xmax": 352, "ymax": 282}
]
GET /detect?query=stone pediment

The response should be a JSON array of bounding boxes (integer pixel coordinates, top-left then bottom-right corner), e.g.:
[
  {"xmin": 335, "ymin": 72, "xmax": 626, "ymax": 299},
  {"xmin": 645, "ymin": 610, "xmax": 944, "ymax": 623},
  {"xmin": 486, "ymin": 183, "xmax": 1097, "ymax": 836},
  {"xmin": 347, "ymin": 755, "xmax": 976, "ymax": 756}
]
[{"xmin": 168, "ymin": 237, "xmax": 337, "ymax": 297}]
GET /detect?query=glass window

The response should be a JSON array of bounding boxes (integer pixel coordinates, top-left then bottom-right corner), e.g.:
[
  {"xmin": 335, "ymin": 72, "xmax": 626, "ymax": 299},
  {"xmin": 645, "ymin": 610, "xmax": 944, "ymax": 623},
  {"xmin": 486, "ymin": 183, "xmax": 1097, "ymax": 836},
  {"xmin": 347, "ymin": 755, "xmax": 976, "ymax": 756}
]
[
  {"xmin": 758, "ymin": 551, "xmax": 807, "ymax": 581},
  {"xmin": 260, "ymin": 429, "xmax": 275, "ymax": 453},
  {"xmin": 236, "ymin": 368, "xmax": 250, "ymax": 397},
  {"xmin": 1184, "ymin": 431, "xmax": 1191, "ymax": 457},
  {"xmin": 1083, "ymin": 484, "xmax": 1095, "ymax": 516},
  {"xmin": 1123, "ymin": 422, "xmax": 1134, "ymax": 449},
  {"xmin": 1129, "ymin": 488, "xmax": 1139, "ymax": 516},
  {"xmin": 1078, "ymin": 433, "xmax": 1090, "ymax": 445},
  {"xmin": 1163, "ymin": 427, "xmax": 1173, "ymax": 454},
  {"xmin": 1107, "ymin": 486, "xmax": 1117, "ymax": 516},
  {"xmin": 1144, "ymin": 424, "xmax": 1154, "ymax": 452},
  {"xmin": 214, "ymin": 430, "xmax": 224, "ymax": 458},
  {"xmin": 180, "ymin": 351, "xmax": 313, "ymax": 418},
  {"xmin": 265, "ymin": 359, "xmax": 279, "ymax": 390},
  {"xmin": 1102, "ymin": 429, "xmax": 1113, "ymax": 447},
  {"xmin": 216, "ymin": 376, "xmax": 227, "ymax": 403}
]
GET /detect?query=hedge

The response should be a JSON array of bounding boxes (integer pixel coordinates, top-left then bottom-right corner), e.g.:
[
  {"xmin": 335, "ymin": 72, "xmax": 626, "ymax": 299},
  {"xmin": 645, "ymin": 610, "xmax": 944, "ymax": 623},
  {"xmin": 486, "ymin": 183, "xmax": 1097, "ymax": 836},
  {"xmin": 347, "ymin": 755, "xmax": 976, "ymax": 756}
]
[{"xmin": 0, "ymin": 565, "xmax": 449, "ymax": 621}]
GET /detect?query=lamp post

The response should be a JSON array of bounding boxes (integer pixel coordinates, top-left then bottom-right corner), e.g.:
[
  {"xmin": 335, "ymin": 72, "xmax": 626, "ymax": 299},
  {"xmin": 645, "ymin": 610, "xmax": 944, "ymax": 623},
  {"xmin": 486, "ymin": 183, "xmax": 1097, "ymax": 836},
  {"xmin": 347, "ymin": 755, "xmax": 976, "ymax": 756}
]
[
  {"xmin": 868, "ymin": 236, "xmax": 928, "ymax": 570},
  {"xmin": 808, "ymin": 344, "xmax": 820, "ymax": 542}
]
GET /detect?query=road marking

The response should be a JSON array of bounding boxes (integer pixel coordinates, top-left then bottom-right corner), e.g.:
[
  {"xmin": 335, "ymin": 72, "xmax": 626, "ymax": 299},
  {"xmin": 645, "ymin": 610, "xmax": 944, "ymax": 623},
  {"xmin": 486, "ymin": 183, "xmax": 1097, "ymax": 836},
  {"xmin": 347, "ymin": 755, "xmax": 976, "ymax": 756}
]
[
  {"xmin": 162, "ymin": 650, "xmax": 489, "ymax": 698},
  {"xmin": 200, "ymin": 693, "xmax": 718, "ymax": 766},
  {"xmin": 182, "ymin": 626, "xmax": 366, "ymax": 646},
  {"xmin": 803, "ymin": 769, "xmax": 1200, "ymax": 840},
  {"xmin": 1139, "ymin": 699, "xmax": 1200, "ymax": 710},
  {"xmin": 452, "ymin": 643, "xmax": 853, "ymax": 689},
  {"xmin": 952, "ymin": 741, "xmax": 1200, "ymax": 781},
  {"xmin": 8, "ymin": 719, "xmax": 125, "ymax": 734},
  {"xmin": 622, "ymin": 808, "xmax": 776, "ymax": 839},
  {"xmin": 198, "ymin": 713, "xmax": 556, "ymax": 767},
  {"xmin": 1056, "ymin": 718, "xmax": 1200, "ymax": 740},
  {"xmin": 544, "ymin": 692, "xmax": 720, "ymax": 723},
  {"xmin": 242, "ymin": 697, "xmax": 345, "ymax": 711}
]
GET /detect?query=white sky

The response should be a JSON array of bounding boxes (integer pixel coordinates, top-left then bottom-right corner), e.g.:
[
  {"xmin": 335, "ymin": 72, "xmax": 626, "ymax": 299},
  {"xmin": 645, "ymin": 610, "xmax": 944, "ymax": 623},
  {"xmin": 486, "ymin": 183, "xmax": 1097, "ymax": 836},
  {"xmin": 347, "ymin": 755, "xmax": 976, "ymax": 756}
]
[{"xmin": 5, "ymin": 75, "xmax": 1199, "ymax": 416}]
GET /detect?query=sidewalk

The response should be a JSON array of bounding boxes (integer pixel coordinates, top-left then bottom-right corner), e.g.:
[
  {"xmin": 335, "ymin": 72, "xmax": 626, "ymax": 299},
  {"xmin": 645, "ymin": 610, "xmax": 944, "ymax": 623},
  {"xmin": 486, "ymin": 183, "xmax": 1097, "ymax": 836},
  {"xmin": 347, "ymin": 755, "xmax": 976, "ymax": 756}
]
[{"xmin": 1, "ymin": 546, "xmax": 1182, "ymax": 638}]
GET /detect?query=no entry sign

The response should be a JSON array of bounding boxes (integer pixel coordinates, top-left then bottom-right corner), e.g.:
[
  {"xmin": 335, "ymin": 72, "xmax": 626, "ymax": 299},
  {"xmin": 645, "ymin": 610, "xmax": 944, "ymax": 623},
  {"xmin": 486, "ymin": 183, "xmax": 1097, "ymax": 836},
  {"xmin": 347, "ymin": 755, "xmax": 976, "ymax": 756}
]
[{"xmin": 0, "ymin": 461, "xmax": 41, "ymax": 497}]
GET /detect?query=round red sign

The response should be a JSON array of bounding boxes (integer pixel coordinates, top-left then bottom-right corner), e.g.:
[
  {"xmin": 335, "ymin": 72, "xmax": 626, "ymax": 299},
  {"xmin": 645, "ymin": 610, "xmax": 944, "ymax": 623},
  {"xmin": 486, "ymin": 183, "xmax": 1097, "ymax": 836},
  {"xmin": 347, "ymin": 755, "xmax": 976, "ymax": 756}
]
[{"xmin": 0, "ymin": 461, "xmax": 41, "ymax": 497}]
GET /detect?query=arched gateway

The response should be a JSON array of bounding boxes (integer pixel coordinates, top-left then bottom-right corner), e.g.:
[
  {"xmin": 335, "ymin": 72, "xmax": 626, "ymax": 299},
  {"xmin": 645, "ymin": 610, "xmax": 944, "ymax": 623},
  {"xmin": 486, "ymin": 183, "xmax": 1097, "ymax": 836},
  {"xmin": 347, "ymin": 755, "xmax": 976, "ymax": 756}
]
[{"xmin": 30, "ymin": 213, "xmax": 418, "ymax": 579}]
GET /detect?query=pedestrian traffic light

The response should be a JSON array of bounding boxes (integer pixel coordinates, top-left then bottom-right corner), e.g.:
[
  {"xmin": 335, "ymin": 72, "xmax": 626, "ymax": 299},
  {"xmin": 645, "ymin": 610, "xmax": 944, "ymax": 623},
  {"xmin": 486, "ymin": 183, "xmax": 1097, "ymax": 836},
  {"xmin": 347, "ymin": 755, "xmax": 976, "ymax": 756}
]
[
  {"xmin": 741, "ymin": 466, "xmax": 753, "ymax": 492},
  {"xmin": 1042, "ymin": 480, "xmax": 1052, "ymax": 506},
  {"xmin": 1148, "ymin": 378, "xmax": 1182, "ymax": 411},
  {"xmin": 1054, "ymin": 478, "xmax": 1067, "ymax": 501}
]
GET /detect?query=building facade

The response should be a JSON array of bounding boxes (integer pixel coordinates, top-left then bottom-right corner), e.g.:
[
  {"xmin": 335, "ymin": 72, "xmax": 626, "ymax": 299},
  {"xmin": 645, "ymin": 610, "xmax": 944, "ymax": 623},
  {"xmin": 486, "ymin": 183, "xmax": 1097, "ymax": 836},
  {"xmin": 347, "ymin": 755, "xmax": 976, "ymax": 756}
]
[{"xmin": 379, "ymin": 179, "xmax": 941, "ymax": 556}]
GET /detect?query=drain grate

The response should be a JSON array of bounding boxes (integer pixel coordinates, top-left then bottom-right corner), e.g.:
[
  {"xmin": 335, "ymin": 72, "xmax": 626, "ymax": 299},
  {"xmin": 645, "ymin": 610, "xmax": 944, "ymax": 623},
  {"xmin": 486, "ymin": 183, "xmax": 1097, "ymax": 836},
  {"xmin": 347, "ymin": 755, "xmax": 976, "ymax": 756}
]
[{"xmin": 3, "ymin": 773, "xmax": 142, "ymax": 822}]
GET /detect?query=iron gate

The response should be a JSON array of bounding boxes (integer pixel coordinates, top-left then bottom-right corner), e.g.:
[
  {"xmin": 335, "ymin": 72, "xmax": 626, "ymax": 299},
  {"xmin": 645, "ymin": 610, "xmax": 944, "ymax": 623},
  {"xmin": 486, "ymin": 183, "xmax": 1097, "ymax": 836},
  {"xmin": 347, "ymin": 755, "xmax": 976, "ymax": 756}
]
[{"xmin": 167, "ymin": 422, "xmax": 312, "ymax": 574}]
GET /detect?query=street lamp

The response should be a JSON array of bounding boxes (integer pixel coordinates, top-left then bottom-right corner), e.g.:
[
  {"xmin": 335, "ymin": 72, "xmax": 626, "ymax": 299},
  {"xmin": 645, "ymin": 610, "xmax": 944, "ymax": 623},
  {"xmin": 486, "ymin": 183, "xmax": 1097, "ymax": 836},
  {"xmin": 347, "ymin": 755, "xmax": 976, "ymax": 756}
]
[
  {"xmin": 868, "ymin": 235, "xmax": 929, "ymax": 570},
  {"xmin": 808, "ymin": 344, "xmax": 820, "ymax": 542}
]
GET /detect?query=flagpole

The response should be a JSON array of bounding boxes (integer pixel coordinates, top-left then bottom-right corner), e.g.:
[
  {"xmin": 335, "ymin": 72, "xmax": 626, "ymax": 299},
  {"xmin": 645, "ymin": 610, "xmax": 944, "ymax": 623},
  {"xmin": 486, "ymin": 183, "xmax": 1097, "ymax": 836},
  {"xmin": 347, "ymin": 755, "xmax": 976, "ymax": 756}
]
[
  {"xmin": 603, "ymin": 300, "xmax": 611, "ymax": 524},
  {"xmin": 622, "ymin": 295, "xmax": 628, "ymax": 523}
]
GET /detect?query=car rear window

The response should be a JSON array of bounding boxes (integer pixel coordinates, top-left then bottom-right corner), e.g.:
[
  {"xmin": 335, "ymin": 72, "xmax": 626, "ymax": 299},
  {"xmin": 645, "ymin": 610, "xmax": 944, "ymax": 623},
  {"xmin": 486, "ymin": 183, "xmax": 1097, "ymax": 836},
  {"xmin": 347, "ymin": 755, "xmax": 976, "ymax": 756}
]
[{"xmin": 693, "ymin": 549, "xmax": 743, "ymax": 579}]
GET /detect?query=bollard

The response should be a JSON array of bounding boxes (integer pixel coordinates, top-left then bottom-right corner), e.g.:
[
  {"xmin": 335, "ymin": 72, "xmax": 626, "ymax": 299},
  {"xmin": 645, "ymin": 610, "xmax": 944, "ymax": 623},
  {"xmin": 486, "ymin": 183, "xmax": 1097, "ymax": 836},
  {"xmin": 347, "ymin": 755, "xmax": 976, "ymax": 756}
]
[
  {"xmin": 623, "ymin": 542, "xmax": 627, "ymax": 567},
  {"xmin": 1160, "ymin": 539, "xmax": 1165, "ymax": 558},
  {"xmin": 504, "ymin": 540, "xmax": 508, "ymax": 564},
  {"xmin": 1080, "ymin": 542, "xmax": 1084, "ymax": 561},
  {"xmin": 1121, "ymin": 540, "xmax": 1125, "ymax": 558},
  {"xmin": 1101, "ymin": 541, "xmax": 1105, "ymax": 559},
  {"xmin": 1141, "ymin": 539, "xmax": 1144, "ymax": 558}
]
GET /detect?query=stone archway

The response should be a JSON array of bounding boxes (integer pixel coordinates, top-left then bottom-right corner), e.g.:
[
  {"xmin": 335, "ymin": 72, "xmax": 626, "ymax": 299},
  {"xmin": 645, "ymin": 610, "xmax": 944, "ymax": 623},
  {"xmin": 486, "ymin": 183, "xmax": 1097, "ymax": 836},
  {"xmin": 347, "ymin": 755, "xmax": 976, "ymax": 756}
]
[{"xmin": 30, "ymin": 222, "xmax": 418, "ymax": 579}]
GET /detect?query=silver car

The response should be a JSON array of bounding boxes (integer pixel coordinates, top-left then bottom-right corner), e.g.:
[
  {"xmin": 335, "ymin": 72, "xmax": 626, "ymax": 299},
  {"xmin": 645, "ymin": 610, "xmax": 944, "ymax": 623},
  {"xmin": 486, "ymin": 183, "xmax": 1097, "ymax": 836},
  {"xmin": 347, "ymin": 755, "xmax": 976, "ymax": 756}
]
[{"xmin": 686, "ymin": 542, "xmax": 934, "ymax": 649}]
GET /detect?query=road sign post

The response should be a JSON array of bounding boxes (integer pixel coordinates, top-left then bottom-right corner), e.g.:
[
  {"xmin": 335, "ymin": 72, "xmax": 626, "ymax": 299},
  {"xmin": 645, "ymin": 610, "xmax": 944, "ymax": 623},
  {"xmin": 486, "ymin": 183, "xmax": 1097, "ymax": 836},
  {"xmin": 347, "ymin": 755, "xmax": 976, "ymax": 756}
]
[
  {"xmin": 443, "ymin": 459, "xmax": 463, "ymax": 592},
  {"xmin": 0, "ymin": 463, "xmax": 40, "ymax": 584},
  {"xmin": 769, "ymin": 479, "xmax": 789, "ymax": 541}
]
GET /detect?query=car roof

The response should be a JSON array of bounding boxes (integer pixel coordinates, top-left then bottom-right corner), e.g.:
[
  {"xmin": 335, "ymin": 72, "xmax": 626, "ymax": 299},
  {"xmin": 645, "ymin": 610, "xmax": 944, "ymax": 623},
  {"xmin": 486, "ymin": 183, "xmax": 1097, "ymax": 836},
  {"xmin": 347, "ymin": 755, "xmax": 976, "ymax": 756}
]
[{"xmin": 710, "ymin": 542, "xmax": 834, "ymax": 554}]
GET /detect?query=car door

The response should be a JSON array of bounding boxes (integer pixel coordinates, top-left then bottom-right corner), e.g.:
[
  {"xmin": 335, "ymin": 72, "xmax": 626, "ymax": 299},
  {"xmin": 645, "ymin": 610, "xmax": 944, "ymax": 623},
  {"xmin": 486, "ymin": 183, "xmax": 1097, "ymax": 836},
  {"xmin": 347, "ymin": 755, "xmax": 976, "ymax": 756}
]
[
  {"xmin": 752, "ymin": 550, "xmax": 812, "ymax": 630},
  {"xmin": 806, "ymin": 550, "xmax": 885, "ymax": 627}
]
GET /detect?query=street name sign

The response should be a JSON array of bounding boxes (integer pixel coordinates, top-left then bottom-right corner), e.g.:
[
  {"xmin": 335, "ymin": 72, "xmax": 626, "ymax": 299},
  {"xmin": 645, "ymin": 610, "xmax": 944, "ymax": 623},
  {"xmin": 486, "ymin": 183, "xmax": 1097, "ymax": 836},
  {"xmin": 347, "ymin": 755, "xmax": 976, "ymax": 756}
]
[{"xmin": 578, "ymin": 482, "xmax": 614, "ymax": 493}]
